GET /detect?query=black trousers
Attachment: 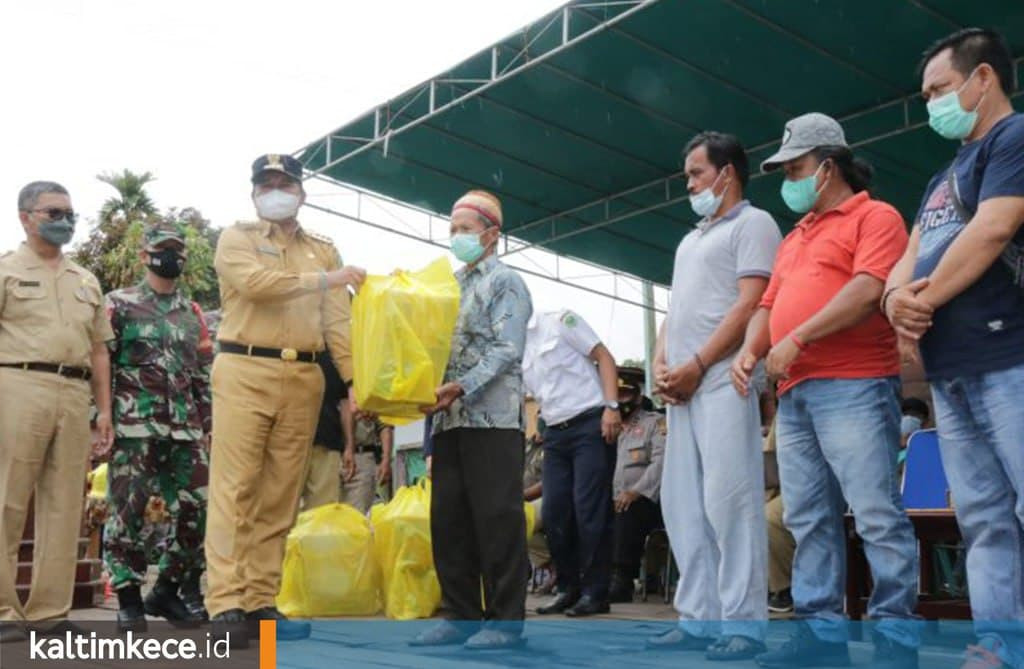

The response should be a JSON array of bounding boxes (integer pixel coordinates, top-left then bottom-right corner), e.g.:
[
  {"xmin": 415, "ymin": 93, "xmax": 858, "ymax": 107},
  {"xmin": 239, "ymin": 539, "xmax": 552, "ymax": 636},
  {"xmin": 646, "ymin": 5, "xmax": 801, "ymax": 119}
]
[
  {"xmin": 430, "ymin": 428, "xmax": 528, "ymax": 627},
  {"xmin": 542, "ymin": 412, "xmax": 615, "ymax": 598},
  {"xmin": 611, "ymin": 495, "xmax": 662, "ymax": 578}
]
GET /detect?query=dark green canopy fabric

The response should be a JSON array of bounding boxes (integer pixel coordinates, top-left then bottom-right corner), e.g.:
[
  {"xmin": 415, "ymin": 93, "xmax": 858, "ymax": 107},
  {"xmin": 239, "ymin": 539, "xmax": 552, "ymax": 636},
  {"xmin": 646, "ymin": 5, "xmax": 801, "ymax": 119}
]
[{"xmin": 299, "ymin": 0, "xmax": 1024, "ymax": 285}]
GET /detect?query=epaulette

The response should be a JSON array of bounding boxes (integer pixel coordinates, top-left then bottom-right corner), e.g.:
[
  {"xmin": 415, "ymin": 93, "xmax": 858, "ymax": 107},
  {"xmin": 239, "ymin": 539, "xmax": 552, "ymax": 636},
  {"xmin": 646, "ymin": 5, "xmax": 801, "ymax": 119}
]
[{"xmin": 304, "ymin": 230, "xmax": 335, "ymax": 246}]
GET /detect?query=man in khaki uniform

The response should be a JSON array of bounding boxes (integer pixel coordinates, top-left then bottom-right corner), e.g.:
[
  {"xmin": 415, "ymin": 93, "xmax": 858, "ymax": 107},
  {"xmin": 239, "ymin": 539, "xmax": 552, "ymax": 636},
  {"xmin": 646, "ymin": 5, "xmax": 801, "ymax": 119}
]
[
  {"xmin": 340, "ymin": 414, "xmax": 393, "ymax": 514},
  {"xmin": 0, "ymin": 181, "xmax": 114, "ymax": 643},
  {"xmin": 205, "ymin": 154, "xmax": 364, "ymax": 648}
]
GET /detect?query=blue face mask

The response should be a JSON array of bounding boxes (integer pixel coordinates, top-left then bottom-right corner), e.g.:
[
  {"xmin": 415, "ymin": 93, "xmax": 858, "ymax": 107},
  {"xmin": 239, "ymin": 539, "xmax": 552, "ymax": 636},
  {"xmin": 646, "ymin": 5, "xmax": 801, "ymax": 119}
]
[
  {"xmin": 927, "ymin": 69, "xmax": 984, "ymax": 141},
  {"xmin": 780, "ymin": 162, "xmax": 827, "ymax": 214},
  {"xmin": 451, "ymin": 232, "xmax": 486, "ymax": 264},
  {"xmin": 901, "ymin": 415, "xmax": 923, "ymax": 437},
  {"xmin": 689, "ymin": 169, "xmax": 730, "ymax": 219}
]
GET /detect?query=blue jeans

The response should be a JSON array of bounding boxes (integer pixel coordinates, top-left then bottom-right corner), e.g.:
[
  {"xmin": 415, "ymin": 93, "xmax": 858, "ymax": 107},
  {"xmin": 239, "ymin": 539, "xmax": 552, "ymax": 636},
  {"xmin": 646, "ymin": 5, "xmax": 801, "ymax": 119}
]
[
  {"xmin": 932, "ymin": 363, "xmax": 1024, "ymax": 668},
  {"xmin": 777, "ymin": 377, "xmax": 920, "ymax": 648}
]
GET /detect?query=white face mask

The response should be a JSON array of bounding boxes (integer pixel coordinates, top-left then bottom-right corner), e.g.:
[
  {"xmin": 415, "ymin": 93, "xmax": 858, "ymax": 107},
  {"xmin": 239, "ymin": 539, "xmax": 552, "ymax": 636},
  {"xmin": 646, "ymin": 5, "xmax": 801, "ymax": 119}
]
[{"xmin": 255, "ymin": 189, "xmax": 301, "ymax": 221}]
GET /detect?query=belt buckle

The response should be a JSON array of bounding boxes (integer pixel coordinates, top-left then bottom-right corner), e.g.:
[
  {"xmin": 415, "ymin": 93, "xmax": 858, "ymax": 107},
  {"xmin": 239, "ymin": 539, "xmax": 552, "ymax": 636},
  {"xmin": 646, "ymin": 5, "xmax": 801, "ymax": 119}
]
[{"xmin": 280, "ymin": 348, "xmax": 298, "ymax": 362}]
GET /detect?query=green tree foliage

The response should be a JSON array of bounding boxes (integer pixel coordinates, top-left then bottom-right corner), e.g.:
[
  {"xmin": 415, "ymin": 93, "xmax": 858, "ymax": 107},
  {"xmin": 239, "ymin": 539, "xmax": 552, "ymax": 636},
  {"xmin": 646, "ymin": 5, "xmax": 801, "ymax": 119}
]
[{"xmin": 72, "ymin": 170, "xmax": 221, "ymax": 308}]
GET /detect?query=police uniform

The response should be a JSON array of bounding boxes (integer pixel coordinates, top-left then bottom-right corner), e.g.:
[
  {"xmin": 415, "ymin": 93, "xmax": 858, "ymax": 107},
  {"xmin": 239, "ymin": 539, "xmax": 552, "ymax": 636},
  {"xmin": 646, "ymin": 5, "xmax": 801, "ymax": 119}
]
[
  {"xmin": 0, "ymin": 243, "xmax": 112, "ymax": 623},
  {"xmin": 103, "ymin": 222, "xmax": 213, "ymax": 617},
  {"xmin": 205, "ymin": 155, "xmax": 353, "ymax": 621},
  {"xmin": 610, "ymin": 406, "xmax": 665, "ymax": 596},
  {"xmin": 340, "ymin": 416, "xmax": 390, "ymax": 514}
]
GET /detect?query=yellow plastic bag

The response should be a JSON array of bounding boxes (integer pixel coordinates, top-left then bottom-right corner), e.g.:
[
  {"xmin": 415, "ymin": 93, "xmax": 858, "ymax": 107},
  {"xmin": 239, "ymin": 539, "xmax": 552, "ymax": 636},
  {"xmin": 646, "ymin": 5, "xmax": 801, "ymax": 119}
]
[
  {"xmin": 352, "ymin": 257, "xmax": 460, "ymax": 425},
  {"xmin": 373, "ymin": 480, "xmax": 440, "ymax": 620},
  {"xmin": 88, "ymin": 463, "xmax": 108, "ymax": 499},
  {"xmin": 276, "ymin": 503, "xmax": 381, "ymax": 617}
]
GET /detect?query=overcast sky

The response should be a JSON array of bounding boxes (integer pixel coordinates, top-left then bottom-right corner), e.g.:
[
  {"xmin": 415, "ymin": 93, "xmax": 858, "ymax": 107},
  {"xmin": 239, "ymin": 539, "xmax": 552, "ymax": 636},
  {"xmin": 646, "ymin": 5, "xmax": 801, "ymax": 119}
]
[{"xmin": 0, "ymin": 0, "xmax": 670, "ymax": 362}]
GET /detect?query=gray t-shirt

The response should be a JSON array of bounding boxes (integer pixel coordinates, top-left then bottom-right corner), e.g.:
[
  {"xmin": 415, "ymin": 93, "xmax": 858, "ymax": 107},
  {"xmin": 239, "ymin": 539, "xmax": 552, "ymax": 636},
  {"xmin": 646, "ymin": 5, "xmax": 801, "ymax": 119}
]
[{"xmin": 666, "ymin": 200, "xmax": 782, "ymax": 392}]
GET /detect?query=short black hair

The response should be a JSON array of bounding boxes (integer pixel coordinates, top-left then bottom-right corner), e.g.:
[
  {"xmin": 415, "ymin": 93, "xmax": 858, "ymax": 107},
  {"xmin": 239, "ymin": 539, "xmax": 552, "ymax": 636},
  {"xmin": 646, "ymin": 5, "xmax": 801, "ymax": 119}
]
[
  {"xmin": 919, "ymin": 27, "xmax": 1016, "ymax": 95},
  {"xmin": 901, "ymin": 397, "xmax": 930, "ymax": 421},
  {"xmin": 683, "ymin": 131, "xmax": 750, "ymax": 188}
]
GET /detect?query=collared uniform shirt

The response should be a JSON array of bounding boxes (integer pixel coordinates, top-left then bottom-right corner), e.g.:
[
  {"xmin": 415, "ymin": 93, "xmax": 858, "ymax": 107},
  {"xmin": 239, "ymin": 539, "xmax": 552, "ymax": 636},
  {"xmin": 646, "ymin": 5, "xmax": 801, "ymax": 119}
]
[
  {"xmin": 107, "ymin": 282, "xmax": 213, "ymax": 441},
  {"xmin": 0, "ymin": 243, "xmax": 113, "ymax": 367},
  {"xmin": 214, "ymin": 219, "xmax": 353, "ymax": 380},
  {"xmin": 612, "ymin": 410, "xmax": 666, "ymax": 502},
  {"xmin": 433, "ymin": 255, "xmax": 533, "ymax": 434},
  {"xmin": 522, "ymin": 309, "xmax": 604, "ymax": 425}
]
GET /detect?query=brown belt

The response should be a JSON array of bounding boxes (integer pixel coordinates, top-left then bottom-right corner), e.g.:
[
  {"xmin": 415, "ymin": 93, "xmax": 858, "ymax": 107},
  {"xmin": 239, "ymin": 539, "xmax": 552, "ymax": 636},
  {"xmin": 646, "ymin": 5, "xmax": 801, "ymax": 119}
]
[
  {"xmin": 219, "ymin": 341, "xmax": 320, "ymax": 363},
  {"xmin": 0, "ymin": 362, "xmax": 92, "ymax": 381}
]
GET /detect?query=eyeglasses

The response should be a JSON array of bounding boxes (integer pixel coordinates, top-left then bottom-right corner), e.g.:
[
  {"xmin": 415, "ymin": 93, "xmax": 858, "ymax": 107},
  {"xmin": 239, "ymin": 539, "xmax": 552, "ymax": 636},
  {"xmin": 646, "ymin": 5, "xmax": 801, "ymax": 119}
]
[{"xmin": 26, "ymin": 208, "xmax": 77, "ymax": 223}]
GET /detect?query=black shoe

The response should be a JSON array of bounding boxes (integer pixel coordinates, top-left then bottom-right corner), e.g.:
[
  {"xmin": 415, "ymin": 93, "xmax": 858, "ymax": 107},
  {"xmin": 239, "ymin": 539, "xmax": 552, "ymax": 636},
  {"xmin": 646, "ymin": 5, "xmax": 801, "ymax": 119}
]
[
  {"xmin": 464, "ymin": 629, "xmax": 526, "ymax": 650},
  {"xmin": 564, "ymin": 594, "xmax": 610, "ymax": 617},
  {"xmin": 0, "ymin": 622, "xmax": 26, "ymax": 644},
  {"xmin": 116, "ymin": 604, "xmax": 149, "ymax": 634},
  {"xmin": 408, "ymin": 620, "xmax": 471, "ymax": 647},
  {"xmin": 645, "ymin": 627, "xmax": 715, "ymax": 651},
  {"xmin": 607, "ymin": 574, "xmax": 635, "ymax": 603},
  {"xmin": 535, "ymin": 590, "xmax": 580, "ymax": 615},
  {"xmin": 144, "ymin": 580, "xmax": 203, "ymax": 628},
  {"xmin": 768, "ymin": 588, "xmax": 794, "ymax": 614},
  {"xmin": 212, "ymin": 609, "xmax": 249, "ymax": 650},
  {"xmin": 707, "ymin": 635, "xmax": 768, "ymax": 662},
  {"xmin": 755, "ymin": 622, "xmax": 851, "ymax": 668},
  {"xmin": 246, "ymin": 607, "xmax": 311, "ymax": 641},
  {"xmin": 871, "ymin": 630, "xmax": 919, "ymax": 669},
  {"xmin": 179, "ymin": 579, "xmax": 209, "ymax": 622}
]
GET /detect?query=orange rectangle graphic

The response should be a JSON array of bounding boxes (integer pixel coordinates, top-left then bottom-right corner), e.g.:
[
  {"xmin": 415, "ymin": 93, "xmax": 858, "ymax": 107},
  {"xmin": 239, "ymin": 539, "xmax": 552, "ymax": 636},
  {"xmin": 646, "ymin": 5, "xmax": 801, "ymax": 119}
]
[{"xmin": 260, "ymin": 620, "xmax": 277, "ymax": 669}]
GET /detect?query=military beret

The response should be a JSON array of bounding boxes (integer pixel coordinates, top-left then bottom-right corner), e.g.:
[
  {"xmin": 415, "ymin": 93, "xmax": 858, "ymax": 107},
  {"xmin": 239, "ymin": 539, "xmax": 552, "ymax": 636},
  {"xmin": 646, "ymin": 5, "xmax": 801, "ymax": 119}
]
[{"xmin": 251, "ymin": 153, "xmax": 303, "ymax": 184}]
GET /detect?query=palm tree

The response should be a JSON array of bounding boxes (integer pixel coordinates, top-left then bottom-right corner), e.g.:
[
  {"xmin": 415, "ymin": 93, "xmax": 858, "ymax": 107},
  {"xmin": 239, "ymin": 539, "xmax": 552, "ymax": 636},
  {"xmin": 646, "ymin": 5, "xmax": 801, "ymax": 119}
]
[{"xmin": 97, "ymin": 169, "xmax": 158, "ymax": 226}]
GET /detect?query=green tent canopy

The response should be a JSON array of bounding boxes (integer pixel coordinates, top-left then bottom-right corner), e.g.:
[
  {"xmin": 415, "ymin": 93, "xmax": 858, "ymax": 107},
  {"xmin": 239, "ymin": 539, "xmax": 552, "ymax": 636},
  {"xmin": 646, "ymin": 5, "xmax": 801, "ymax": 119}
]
[{"xmin": 299, "ymin": 0, "xmax": 1024, "ymax": 285}]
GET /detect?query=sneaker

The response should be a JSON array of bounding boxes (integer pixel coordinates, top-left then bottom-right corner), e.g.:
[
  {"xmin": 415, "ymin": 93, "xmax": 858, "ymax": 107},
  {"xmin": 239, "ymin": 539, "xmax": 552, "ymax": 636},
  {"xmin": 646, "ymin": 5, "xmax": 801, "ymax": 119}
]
[
  {"xmin": 755, "ymin": 622, "xmax": 851, "ymax": 668},
  {"xmin": 960, "ymin": 637, "xmax": 1012, "ymax": 669},
  {"xmin": 768, "ymin": 589, "xmax": 794, "ymax": 614},
  {"xmin": 871, "ymin": 629, "xmax": 919, "ymax": 669}
]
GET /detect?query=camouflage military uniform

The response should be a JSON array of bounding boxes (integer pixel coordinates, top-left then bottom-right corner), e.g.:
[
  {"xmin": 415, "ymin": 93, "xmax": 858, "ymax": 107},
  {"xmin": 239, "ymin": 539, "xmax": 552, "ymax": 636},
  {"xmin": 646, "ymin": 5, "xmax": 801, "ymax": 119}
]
[{"xmin": 103, "ymin": 281, "xmax": 214, "ymax": 589}]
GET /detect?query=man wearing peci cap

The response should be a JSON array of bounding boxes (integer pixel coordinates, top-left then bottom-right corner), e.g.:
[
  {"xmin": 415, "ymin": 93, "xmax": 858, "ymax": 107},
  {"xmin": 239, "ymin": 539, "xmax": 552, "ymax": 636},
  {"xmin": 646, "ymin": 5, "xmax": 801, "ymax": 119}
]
[
  {"xmin": 205, "ymin": 154, "xmax": 365, "ymax": 648},
  {"xmin": 0, "ymin": 181, "xmax": 114, "ymax": 643},
  {"xmin": 732, "ymin": 113, "xmax": 919, "ymax": 669},
  {"xmin": 414, "ymin": 190, "xmax": 533, "ymax": 651},
  {"xmin": 104, "ymin": 221, "xmax": 213, "ymax": 632}
]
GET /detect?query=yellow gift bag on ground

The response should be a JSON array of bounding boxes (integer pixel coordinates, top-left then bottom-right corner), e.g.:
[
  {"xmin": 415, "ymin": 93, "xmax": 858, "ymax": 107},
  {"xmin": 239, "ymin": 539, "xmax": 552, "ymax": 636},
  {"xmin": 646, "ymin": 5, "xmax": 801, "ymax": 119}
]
[
  {"xmin": 352, "ymin": 257, "xmax": 460, "ymax": 425},
  {"xmin": 373, "ymin": 480, "xmax": 440, "ymax": 620},
  {"xmin": 277, "ymin": 503, "xmax": 381, "ymax": 617}
]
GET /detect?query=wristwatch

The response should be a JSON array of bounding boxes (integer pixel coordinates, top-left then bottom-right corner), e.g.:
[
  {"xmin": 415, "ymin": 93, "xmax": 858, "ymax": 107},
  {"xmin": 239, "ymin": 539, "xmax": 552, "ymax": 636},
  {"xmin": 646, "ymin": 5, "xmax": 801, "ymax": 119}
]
[{"xmin": 604, "ymin": 401, "xmax": 620, "ymax": 411}]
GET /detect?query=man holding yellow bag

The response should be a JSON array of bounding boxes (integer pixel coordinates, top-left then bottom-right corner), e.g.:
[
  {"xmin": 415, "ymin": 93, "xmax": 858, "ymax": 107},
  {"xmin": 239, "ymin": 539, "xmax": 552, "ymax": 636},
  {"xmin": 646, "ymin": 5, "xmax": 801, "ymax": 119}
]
[
  {"xmin": 413, "ymin": 190, "xmax": 533, "ymax": 651},
  {"xmin": 205, "ymin": 154, "xmax": 365, "ymax": 649}
]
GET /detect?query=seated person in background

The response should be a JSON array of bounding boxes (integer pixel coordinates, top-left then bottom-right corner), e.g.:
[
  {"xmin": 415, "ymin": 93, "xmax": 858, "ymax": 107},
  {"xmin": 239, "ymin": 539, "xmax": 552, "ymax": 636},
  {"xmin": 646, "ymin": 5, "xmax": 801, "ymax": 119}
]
[
  {"xmin": 608, "ymin": 369, "xmax": 666, "ymax": 603},
  {"xmin": 763, "ymin": 419, "xmax": 795, "ymax": 614},
  {"xmin": 523, "ymin": 430, "xmax": 553, "ymax": 591},
  {"xmin": 899, "ymin": 398, "xmax": 930, "ymax": 449}
]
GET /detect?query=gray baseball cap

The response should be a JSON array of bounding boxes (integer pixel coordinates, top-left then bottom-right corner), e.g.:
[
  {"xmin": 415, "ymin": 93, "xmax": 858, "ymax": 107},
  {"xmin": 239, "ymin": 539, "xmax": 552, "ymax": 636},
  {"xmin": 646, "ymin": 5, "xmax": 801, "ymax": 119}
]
[{"xmin": 761, "ymin": 112, "xmax": 848, "ymax": 172}]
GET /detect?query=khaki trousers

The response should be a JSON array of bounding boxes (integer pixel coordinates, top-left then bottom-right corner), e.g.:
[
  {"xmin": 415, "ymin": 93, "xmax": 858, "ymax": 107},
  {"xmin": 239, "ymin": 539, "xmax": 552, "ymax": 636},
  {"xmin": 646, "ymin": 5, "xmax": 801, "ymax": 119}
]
[
  {"xmin": 301, "ymin": 445, "xmax": 340, "ymax": 510},
  {"xmin": 339, "ymin": 451, "xmax": 376, "ymax": 514},
  {"xmin": 204, "ymin": 355, "xmax": 324, "ymax": 616},
  {"xmin": 0, "ymin": 369, "xmax": 91, "ymax": 621},
  {"xmin": 766, "ymin": 492, "xmax": 795, "ymax": 593}
]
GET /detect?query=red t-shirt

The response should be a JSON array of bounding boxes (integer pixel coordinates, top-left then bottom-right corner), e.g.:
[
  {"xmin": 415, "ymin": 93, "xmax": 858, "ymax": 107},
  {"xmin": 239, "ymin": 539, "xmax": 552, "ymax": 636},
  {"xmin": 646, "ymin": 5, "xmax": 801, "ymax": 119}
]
[{"xmin": 760, "ymin": 191, "xmax": 908, "ymax": 395}]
